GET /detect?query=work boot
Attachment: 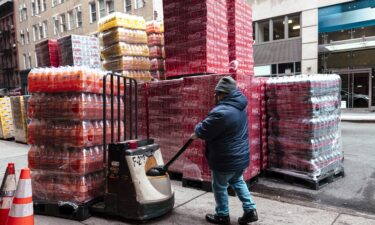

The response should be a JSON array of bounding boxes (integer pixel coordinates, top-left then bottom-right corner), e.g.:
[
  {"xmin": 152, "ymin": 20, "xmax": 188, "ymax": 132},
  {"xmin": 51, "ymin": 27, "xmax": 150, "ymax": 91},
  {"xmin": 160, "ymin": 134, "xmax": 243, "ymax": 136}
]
[
  {"xmin": 238, "ymin": 209, "xmax": 258, "ymax": 224},
  {"xmin": 205, "ymin": 213, "xmax": 230, "ymax": 225}
]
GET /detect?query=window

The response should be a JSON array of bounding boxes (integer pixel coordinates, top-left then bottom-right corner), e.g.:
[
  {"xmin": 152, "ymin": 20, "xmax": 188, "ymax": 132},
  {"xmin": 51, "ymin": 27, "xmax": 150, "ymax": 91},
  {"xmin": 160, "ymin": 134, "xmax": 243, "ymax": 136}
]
[
  {"xmin": 288, "ymin": 14, "xmax": 300, "ymax": 38},
  {"xmin": 272, "ymin": 17, "xmax": 284, "ymax": 40},
  {"xmin": 26, "ymin": 29, "xmax": 30, "ymax": 44},
  {"xmin": 35, "ymin": 53, "xmax": 38, "ymax": 67},
  {"xmin": 53, "ymin": 16, "xmax": 58, "ymax": 35},
  {"xmin": 67, "ymin": 11, "xmax": 73, "ymax": 30},
  {"xmin": 124, "ymin": 0, "xmax": 131, "ymax": 13},
  {"xmin": 258, "ymin": 20, "xmax": 270, "ymax": 43},
  {"xmin": 23, "ymin": 54, "xmax": 27, "ymax": 68},
  {"xmin": 42, "ymin": 0, "xmax": 47, "ymax": 12},
  {"xmin": 37, "ymin": 0, "xmax": 41, "ymax": 14},
  {"xmin": 29, "ymin": 53, "xmax": 32, "ymax": 68},
  {"xmin": 75, "ymin": 6, "xmax": 82, "ymax": 28},
  {"xmin": 107, "ymin": 0, "xmax": 115, "ymax": 14},
  {"xmin": 270, "ymin": 62, "xmax": 301, "ymax": 75},
  {"xmin": 22, "ymin": 6, "xmax": 28, "ymax": 21},
  {"xmin": 43, "ymin": 21, "xmax": 48, "ymax": 38},
  {"xmin": 99, "ymin": 0, "xmax": 106, "ymax": 18},
  {"xmin": 60, "ymin": 14, "xmax": 66, "ymax": 33},
  {"xmin": 32, "ymin": 25, "xmax": 38, "ymax": 41},
  {"xmin": 89, "ymin": 2, "xmax": 97, "ymax": 23},
  {"xmin": 135, "ymin": 0, "xmax": 144, "ymax": 9},
  {"xmin": 39, "ymin": 23, "xmax": 43, "ymax": 40},
  {"xmin": 32, "ymin": 1, "xmax": 36, "ymax": 16},
  {"xmin": 52, "ymin": 0, "xmax": 58, "ymax": 7},
  {"xmin": 19, "ymin": 8, "xmax": 22, "ymax": 22},
  {"xmin": 20, "ymin": 32, "xmax": 25, "ymax": 45},
  {"xmin": 278, "ymin": 63, "xmax": 294, "ymax": 74}
]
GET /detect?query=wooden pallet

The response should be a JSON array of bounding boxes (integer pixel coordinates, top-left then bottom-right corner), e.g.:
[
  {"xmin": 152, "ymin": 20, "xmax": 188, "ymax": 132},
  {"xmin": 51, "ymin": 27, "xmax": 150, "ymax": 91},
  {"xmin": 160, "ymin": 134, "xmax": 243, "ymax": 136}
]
[
  {"xmin": 0, "ymin": 137, "xmax": 15, "ymax": 141},
  {"xmin": 265, "ymin": 167, "xmax": 345, "ymax": 190},
  {"xmin": 33, "ymin": 197, "xmax": 102, "ymax": 221}
]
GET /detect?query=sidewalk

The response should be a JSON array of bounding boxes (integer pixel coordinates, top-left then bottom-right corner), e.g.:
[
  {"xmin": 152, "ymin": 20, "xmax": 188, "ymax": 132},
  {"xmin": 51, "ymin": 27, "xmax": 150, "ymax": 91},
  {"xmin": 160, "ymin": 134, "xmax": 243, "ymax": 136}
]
[
  {"xmin": 341, "ymin": 109, "xmax": 375, "ymax": 122},
  {"xmin": 35, "ymin": 180, "xmax": 375, "ymax": 225}
]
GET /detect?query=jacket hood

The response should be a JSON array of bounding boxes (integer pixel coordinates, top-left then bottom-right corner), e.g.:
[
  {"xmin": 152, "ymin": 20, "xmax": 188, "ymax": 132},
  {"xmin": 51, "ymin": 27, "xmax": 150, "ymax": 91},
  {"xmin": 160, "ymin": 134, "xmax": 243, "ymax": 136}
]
[{"xmin": 218, "ymin": 89, "xmax": 248, "ymax": 110}]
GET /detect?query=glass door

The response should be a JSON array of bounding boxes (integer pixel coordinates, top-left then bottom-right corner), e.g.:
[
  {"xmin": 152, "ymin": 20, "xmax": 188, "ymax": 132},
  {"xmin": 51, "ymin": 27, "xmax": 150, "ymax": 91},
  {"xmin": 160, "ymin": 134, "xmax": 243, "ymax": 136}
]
[{"xmin": 332, "ymin": 69, "xmax": 372, "ymax": 110}]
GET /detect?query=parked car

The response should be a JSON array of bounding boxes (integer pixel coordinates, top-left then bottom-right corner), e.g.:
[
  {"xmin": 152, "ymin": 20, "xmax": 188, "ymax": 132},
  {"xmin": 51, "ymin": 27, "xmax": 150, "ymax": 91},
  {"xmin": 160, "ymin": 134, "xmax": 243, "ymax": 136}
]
[{"xmin": 341, "ymin": 90, "xmax": 369, "ymax": 107}]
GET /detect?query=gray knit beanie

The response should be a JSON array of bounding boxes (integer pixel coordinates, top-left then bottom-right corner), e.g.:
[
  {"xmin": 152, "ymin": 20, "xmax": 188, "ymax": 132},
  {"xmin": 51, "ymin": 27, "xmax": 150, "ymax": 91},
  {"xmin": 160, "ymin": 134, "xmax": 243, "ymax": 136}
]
[{"xmin": 215, "ymin": 76, "xmax": 237, "ymax": 94}]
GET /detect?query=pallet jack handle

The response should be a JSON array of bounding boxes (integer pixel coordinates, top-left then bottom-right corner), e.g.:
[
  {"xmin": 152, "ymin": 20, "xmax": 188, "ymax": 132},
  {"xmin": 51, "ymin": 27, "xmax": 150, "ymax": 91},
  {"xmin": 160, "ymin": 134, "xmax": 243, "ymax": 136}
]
[{"xmin": 146, "ymin": 138, "xmax": 194, "ymax": 176}]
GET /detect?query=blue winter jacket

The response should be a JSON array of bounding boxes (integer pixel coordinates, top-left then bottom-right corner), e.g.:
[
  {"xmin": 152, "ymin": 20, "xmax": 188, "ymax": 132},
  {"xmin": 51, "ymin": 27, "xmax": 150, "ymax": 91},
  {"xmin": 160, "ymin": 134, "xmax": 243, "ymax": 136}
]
[{"xmin": 194, "ymin": 89, "xmax": 250, "ymax": 172}]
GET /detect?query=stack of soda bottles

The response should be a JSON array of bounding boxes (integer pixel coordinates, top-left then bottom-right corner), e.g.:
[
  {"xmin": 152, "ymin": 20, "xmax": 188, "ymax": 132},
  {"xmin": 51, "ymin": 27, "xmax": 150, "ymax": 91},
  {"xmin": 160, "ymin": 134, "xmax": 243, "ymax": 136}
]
[
  {"xmin": 266, "ymin": 74, "xmax": 344, "ymax": 180},
  {"xmin": 227, "ymin": 0, "xmax": 254, "ymax": 75},
  {"xmin": 27, "ymin": 66, "xmax": 118, "ymax": 204},
  {"xmin": 99, "ymin": 12, "xmax": 152, "ymax": 81},
  {"xmin": 146, "ymin": 21, "xmax": 166, "ymax": 80},
  {"xmin": 58, "ymin": 35, "xmax": 101, "ymax": 69},
  {"xmin": 35, "ymin": 40, "xmax": 59, "ymax": 67},
  {"xmin": 163, "ymin": 0, "xmax": 230, "ymax": 77},
  {"xmin": 0, "ymin": 97, "xmax": 14, "ymax": 140},
  {"xmin": 148, "ymin": 79, "xmax": 184, "ymax": 173},
  {"xmin": 10, "ymin": 96, "xmax": 30, "ymax": 143}
]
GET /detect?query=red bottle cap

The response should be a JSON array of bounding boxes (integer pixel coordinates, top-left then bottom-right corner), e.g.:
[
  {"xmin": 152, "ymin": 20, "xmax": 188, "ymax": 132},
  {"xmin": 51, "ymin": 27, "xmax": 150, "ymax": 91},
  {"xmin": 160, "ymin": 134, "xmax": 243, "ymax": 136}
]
[
  {"xmin": 129, "ymin": 140, "xmax": 137, "ymax": 150},
  {"xmin": 7, "ymin": 163, "xmax": 15, "ymax": 174}
]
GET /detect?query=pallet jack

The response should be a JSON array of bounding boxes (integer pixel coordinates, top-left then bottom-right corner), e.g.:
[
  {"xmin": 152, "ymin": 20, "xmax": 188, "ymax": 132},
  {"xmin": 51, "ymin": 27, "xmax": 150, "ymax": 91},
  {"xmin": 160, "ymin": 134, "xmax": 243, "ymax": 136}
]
[{"xmin": 91, "ymin": 73, "xmax": 193, "ymax": 221}]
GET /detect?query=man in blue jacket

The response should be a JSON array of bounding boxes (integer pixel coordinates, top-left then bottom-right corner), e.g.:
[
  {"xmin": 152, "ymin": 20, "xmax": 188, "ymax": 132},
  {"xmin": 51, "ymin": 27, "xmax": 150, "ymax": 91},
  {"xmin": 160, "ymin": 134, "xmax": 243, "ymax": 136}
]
[{"xmin": 191, "ymin": 76, "xmax": 257, "ymax": 225}]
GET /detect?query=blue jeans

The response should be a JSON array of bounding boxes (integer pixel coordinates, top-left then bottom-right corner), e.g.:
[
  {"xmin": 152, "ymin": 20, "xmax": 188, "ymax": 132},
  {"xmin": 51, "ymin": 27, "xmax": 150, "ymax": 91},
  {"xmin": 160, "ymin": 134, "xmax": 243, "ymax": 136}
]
[{"xmin": 212, "ymin": 170, "xmax": 256, "ymax": 216}]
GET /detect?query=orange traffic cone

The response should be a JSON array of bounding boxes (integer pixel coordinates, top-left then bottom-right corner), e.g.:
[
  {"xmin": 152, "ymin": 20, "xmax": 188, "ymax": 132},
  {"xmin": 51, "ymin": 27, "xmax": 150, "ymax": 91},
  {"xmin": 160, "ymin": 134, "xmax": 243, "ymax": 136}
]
[
  {"xmin": 0, "ymin": 163, "xmax": 16, "ymax": 225},
  {"xmin": 6, "ymin": 168, "xmax": 34, "ymax": 225}
]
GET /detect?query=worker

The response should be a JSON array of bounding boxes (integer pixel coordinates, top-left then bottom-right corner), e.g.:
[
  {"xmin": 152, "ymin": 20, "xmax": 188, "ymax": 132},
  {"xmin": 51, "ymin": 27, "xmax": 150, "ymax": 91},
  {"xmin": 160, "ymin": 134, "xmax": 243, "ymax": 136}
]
[{"xmin": 191, "ymin": 76, "xmax": 258, "ymax": 225}]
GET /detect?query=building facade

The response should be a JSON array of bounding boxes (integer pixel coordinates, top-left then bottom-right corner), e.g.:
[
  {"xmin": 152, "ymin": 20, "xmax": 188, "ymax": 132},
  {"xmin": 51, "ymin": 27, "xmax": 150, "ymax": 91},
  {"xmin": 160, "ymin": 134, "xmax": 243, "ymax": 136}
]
[
  {"xmin": 14, "ymin": 0, "xmax": 162, "ymax": 71},
  {"xmin": 0, "ymin": 0, "xmax": 19, "ymax": 89},
  {"xmin": 249, "ymin": 0, "xmax": 375, "ymax": 110}
]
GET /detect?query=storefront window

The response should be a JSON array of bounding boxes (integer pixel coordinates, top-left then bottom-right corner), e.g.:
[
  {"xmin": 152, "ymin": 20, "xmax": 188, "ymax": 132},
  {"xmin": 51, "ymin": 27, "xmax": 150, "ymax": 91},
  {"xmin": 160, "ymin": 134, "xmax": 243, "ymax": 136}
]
[
  {"xmin": 273, "ymin": 17, "xmax": 285, "ymax": 40},
  {"xmin": 258, "ymin": 20, "xmax": 270, "ymax": 43},
  {"xmin": 326, "ymin": 52, "xmax": 351, "ymax": 69},
  {"xmin": 278, "ymin": 63, "xmax": 294, "ymax": 74},
  {"xmin": 295, "ymin": 62, "xmax": 301, "ymax": 73},
  {"xmin": 352, "ymin": 25, "xmax": 375, "ymax": 39},
  {"xmin": 352, "ymin": 49, "xmax": 375, "ymax": 68},
  {"xmin": 326, "ymin": 30, "xmax": 351, "ymax": 43},
  {"xmin": 288, "ymin": 14, "xmax": 300, "ymax": 38}
]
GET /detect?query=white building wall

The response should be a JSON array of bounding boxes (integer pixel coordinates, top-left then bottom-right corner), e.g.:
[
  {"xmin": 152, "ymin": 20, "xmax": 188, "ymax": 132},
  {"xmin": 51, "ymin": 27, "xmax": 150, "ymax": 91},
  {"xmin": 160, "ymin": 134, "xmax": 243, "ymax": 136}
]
[{"xmin": 247, "ymin": 0, "xmax": 354, "ymax": 74}]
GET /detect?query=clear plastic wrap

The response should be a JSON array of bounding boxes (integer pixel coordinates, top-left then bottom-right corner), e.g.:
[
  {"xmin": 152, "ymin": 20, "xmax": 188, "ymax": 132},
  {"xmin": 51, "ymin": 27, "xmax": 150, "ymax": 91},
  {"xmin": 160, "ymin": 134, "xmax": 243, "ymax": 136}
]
[
  {"xmin": 146, "ymin": 21, "xmax": 162, "ymax": 34},
  {"xmin": 0, "ymin": 97, "xmax": 14, "ymax": 139},
  {"xmin": 164, "ymin": 0, "xmax": 229, "ymax": 77},
  {"xmin": 101, "ymin": 43, "xmax": 149, "ymax": 59},
  {"xmin": 147, "ymin": 33, "xmax": 164, "ymax": 46},
  {"xmin": 35, "ymin": 40, "xmax": 59, "ymax": 67},
  {"xmin": 28, "ymin": 145, "xmax": 104, "ymax": 174},
  {"xmin": 28, "ymin": 120, "xmax": 124, "ymax": 147},
  {"xmin": 266, "ymin": 74, "xmax": 343, "ymax": 180},
  {"xmin": 98, "ymin": 12, "xmax": 146, "ymax": 32},
  {"xmin": 57, "ymin": 35, "xmax": 100, "ymax": 68},
  {"xmin": 31, "ymin": 170, "xmax": 105, "ymax": 204},
  {"xmin": 150, "ymin": 58, "xmax": 165, "ymax": 71},
  {"xmin": 103, "ymin": 56, "xmax": 151, "ymax": 71},
  {"xmin": 27, "ymin": 93, "xmax": 124, "ymax": 120},
  {"xmin": 99, "ymin": 28, "xmax": 148, "ymax": 47},
  {"xmin": 149, "ymin": 46, "xmax": 164, "ymax": 58},
  {"xmin": 28, "ymin": 67, "xmax": 105, "ymax": 94},
  {"xmin": 10, "ymin": 96, "xmax": 29, "ymax": 143},
  {"xmin": 122, "ymin": 70, "xmax": 153, "ymax": 81},
  {"xmin": 150, "ymin": 70, "xmax": 166, "ymax": 80}
]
